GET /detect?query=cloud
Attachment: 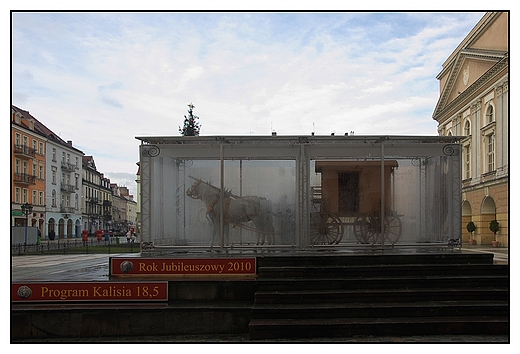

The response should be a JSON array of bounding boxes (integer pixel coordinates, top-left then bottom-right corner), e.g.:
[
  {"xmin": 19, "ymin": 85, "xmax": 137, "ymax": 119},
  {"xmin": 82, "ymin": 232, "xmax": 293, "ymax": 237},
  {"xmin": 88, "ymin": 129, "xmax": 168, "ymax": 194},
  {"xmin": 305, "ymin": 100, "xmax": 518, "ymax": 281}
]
[
  {"xmin": 174, "ymin": 66, "xmax": 206, "ymax": 92},
  {"xmin": 97, "ymin": 82, "xmax": 124, "ymax": 108},
  {"xmin": 16, "ymin": 69, "xmax": 34, "ymax": 80}
]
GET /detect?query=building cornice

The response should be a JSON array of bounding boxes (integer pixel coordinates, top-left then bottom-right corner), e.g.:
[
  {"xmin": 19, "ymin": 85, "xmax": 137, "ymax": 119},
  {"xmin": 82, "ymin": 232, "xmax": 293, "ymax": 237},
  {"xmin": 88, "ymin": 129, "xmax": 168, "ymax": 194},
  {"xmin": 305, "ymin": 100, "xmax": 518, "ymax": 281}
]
[
  {"xmin": 432, "ymin": 53, "xmax": 508, "ymax": 123},
  {"xmin": 439, "ymin": 12, "xmax": 503, "ymax": 69}
]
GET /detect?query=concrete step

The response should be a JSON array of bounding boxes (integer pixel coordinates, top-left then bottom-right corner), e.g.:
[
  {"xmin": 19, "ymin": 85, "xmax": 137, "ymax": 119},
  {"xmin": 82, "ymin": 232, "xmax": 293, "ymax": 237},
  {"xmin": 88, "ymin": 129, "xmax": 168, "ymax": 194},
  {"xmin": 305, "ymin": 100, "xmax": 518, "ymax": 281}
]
[
  {"xmin": 256, "ymin": 275, "xmax": 509, "ymax": 291},
  {"xmin": 256, "ymin": 253, "xmax": 496, "ymax": 268},
  {"xmin": 249, "ymin": 316, "xmax": 509, "ymax": 340},
  {"xmin": 251, "ymin": 259, "xmax": 509, "ymax": 340},
  {"xmin": 257, "ymin": 264, "xmax": 509, "ymax": 278},
  {"xmin": 250, "ymin": 300, "xmax": 509, "ymax": 319},
  {"xmin": 253, "ymin": 287, "xmax": 509, "ymax": 304},
  {"xmin": 257, "ymin": 253, "xmax": 499, "ymax": 266}
]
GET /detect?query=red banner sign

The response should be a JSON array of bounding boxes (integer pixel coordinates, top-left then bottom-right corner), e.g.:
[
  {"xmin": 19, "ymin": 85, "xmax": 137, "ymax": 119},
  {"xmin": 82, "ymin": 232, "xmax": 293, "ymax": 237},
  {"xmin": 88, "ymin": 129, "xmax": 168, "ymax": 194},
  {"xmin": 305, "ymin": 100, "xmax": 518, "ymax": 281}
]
[
  {"xmin": 110, "ymin": 257, "xmax": 256, "ymax": 277},
  {"xmin": 12, "ymin": 281, "xmax": 168, "ymax": 302}
]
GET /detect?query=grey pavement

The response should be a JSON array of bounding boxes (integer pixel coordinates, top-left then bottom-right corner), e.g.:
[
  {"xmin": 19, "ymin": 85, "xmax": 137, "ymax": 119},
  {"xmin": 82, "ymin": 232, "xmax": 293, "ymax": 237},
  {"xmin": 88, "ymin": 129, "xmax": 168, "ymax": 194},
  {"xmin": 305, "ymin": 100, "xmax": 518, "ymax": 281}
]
[
  {"xmin": 11, "ymin": 244, "xmax": 508, "ymax": 282},
  {"xmin": 459, "ymin": 244, "xmax": 509, "ymax": 264},
  {"xmin": 11, "ymin": 252, "xmax": 141, "ymax": 282}
]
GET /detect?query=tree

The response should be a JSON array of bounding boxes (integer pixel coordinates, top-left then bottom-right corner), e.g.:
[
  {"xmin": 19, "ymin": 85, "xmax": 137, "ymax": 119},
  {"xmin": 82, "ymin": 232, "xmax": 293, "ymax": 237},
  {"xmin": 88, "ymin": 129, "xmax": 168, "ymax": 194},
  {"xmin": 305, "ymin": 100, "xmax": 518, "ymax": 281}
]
[
  {"xmin": 179, "ymin": 102, "xmax": 201, "ymax": 136},
  {"xmin": 489, "ymin": 220, "xmax": 500, "ymax": 240},
  {"xmin": 466, "ymin": 221, "xmax": 476, "ymax": 240}
]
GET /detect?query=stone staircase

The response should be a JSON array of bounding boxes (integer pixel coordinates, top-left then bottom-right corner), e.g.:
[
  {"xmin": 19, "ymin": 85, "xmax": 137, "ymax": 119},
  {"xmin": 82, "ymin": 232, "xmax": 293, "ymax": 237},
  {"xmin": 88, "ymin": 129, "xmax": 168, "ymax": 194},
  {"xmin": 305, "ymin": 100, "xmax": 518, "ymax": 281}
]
[{"xmin": 249, "ymin": 253, "xmax": 509, "ymax": 340}]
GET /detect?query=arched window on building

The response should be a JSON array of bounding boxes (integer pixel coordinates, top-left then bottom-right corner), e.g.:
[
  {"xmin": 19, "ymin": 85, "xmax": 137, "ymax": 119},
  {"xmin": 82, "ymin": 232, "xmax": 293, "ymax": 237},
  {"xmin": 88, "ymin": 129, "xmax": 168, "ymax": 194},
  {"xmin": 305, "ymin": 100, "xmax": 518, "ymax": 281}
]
[
  {"xmin": 486, "ymin": 105, "xmax": 494, "ymax": 124},
  {"xmin": 464, "ymin": 120, "xmax": 471, "ymax": 136}
]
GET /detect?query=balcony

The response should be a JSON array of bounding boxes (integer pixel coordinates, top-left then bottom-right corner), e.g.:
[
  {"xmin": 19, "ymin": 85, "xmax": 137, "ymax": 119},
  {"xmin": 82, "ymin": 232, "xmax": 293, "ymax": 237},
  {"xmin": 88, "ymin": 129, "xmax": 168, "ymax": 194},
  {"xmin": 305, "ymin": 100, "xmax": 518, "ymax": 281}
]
[
  {"xmin": 88, "ymin": 198, "xmax": 99, "ymax": 204},
  {"xmin": 61, "ymin": 161, "xmax": 76, "ymax": 172},
  {"xmin": 14, "ymin": 173, "xmax": 36, "ymax": 185},
  {"xmin": 14, "ymin": 144, "xmax": 36, "ymax": 158},
  {"xmin": 60, "ymin": 183, "xmax": 76, "ymax": 193},
  {"xmin": 60, "ymin": 206, "xmax": 76, "ymax": 214}
]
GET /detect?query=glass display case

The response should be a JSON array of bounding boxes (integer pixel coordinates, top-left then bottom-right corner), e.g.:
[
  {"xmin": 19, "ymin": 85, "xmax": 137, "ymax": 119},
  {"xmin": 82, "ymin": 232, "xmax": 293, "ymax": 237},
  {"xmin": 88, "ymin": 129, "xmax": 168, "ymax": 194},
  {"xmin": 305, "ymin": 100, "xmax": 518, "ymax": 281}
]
[{"xmin": 137, "ymin": 135, "xmax": 461, "ymax": 250}]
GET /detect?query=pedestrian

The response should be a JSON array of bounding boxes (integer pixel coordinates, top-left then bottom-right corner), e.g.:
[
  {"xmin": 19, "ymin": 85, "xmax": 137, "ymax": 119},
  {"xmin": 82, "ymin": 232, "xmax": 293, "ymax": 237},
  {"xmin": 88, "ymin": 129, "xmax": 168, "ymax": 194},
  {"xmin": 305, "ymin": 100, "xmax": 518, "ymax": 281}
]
[
  {"xmin": 131, "ymin": 234, "xmax": 136, "ymax": 243},
  {"xmin": 82, "ymin": 230, "xmax": 88, "ymax": 244},
  {"xmin": 96, "ymin": 229, "xmax": 103, "ymax": 241},
  {"xmin": 126, "ymin": 231, "xmax": 131, "ymax": 243}
]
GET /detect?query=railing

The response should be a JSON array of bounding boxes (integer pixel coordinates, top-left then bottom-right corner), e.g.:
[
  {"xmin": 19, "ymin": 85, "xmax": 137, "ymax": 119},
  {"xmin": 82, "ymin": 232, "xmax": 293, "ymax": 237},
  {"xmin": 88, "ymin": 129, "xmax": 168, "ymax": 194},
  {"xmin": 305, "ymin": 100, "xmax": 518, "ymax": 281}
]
[
  {"xmin": 60, "ymin": 183, "xmax": 76, "ymax": 193},
  {"xmin": 11, "ymin": 238, "xmax": 140, "ymax": 255},
  {"xmin": 13, "ymin": 173, "xmax": 36, "ymax": 185},
  {"xmin": 61, "ymin": 161, "xmax": 77, "ymax": 172},
  {"xmin": 14, "ymin": 144, "xmax": 36, "ymax": 157},
  {"xmin": 59, "ymin": 206, "xmax": 76, "ymax": 214}
]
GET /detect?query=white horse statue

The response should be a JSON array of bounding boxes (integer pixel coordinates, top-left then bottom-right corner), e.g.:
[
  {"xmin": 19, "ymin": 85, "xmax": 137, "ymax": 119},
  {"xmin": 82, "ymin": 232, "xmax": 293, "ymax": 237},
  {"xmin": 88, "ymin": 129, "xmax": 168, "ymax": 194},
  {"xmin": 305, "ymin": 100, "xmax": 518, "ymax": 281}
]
[{"xmin": 186, "ymin": 177, "xmax": 275, "ymax": 246}]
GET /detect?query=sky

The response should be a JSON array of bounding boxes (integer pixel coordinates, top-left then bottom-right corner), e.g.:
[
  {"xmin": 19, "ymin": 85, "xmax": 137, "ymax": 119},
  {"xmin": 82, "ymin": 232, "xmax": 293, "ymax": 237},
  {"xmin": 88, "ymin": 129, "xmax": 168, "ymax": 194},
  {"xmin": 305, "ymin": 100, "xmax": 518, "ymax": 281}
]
[{"xmin": 10, "ymin": 8, "xmax": 490, "ymax": 197}]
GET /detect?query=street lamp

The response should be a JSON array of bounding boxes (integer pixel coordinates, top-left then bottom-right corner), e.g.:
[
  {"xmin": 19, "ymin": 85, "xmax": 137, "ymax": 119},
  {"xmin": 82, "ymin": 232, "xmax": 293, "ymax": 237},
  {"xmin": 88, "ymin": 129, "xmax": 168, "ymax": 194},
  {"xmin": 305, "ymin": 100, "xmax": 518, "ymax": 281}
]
[{"xmin": 21, "ymin": 203, "xmax": 33, "ymax": 247}]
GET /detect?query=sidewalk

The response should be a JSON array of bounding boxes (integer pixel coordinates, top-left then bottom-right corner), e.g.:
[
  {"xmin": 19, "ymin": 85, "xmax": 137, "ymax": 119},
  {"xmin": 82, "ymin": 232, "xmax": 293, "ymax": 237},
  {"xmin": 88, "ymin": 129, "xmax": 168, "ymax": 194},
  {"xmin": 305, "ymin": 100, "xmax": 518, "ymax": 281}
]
[
  {"xmin": 12, "ymin": 244, "xmax": 508, "ymax": 283},
  {"xmin": 460, "ymin": 244, "xmax": 508, "ymax": 264}
]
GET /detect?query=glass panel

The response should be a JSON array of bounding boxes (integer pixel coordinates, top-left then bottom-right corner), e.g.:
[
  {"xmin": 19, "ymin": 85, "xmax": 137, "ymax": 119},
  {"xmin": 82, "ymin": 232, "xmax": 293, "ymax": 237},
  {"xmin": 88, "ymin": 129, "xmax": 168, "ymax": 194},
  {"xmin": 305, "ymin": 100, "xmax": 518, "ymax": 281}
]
[
  {"xmin": 156, "ymin": 158, "xmax": 296, "ymax": 247},
  {"xmin": 310, "ymin": 158, "xmax": 399, "ymax": 245},
  {"xmin": 420, "ymin": 155, "xmax": 459, "ymax": 242},
  {"xmin": 223, "ymin": 160, "xmax": 296, "ymax": 246},
  {"xmin": 310, "ymin": 155, "xmax": 458, "ymax": 246}
]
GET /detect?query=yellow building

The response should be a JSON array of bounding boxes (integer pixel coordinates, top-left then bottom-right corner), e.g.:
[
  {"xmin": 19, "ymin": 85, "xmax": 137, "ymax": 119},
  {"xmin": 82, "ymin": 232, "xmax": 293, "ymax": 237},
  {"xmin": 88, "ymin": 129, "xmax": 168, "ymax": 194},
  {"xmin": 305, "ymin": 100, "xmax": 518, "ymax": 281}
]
[
  {"xmin": 11, "ymin": 106, "xmax": 46, "ymax": 232},
  {"xmin": 432, "ymin": 12, "xmax": 508, "ymax": 246}
]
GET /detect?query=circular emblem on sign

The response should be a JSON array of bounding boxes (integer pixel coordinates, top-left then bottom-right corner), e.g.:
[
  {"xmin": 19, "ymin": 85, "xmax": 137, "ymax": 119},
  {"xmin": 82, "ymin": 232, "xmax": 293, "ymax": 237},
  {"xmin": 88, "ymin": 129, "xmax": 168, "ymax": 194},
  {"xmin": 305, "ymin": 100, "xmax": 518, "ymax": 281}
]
[
  {"xmin": 120, "ymin": 260, "xmax": 134, "ymax": 273},
  {"xmin": 17, "ymin": 285, "xmax": 32, "ymax": 299},
  {"xmin": 142, "ymin": 145, "xmax": 160, "ymax": 157},
  {"xmin": 463, "ymin": 66, "xmax": 469, "ymax": 86}
]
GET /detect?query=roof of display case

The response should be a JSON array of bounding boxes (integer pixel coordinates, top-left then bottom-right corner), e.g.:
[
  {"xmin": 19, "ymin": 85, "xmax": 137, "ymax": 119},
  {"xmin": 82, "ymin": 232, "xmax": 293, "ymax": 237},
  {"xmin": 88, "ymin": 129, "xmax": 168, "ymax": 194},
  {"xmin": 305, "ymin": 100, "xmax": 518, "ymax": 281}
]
[{"xmin": 136, "ymin": 135, "xmax": 461, "ymax": 145}]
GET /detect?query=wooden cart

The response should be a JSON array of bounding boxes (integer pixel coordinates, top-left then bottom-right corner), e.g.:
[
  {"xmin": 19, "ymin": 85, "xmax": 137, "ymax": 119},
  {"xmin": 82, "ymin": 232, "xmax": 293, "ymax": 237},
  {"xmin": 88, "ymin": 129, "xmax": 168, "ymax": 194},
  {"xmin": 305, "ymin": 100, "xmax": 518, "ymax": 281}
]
[{"xmin": 310, "ymin": 160, "xmax": 402, "ymax": 245}]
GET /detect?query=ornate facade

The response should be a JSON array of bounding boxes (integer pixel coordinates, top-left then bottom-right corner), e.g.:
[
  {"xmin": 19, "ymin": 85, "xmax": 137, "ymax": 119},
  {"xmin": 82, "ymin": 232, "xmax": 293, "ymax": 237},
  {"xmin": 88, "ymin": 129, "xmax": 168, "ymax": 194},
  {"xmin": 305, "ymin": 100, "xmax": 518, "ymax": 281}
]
[{"xmin": 432, "ymin": 12, "xmax": 508, "ymax": 246}]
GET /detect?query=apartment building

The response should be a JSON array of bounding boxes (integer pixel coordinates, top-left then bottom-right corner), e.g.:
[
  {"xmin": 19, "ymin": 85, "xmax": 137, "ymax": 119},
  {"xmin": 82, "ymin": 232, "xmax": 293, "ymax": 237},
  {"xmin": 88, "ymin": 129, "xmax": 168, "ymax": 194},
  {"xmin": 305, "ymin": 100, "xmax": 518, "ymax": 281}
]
[
  {"xmin": 12, "ymin": 105, "xmax": 85, "ymax": 240},
  {"xmin": 12, "ymin": 104, "xmax": 139, "ymax": 241},
  {"xmin": 110, "ymin": 184, "xmax": 137, "ymax": 235},
  {"xmin": 44, "ymin": 137, "xmax": 84, "ymax": 239},
  {"xmin": 432, "ymin": 12, "xmax": 508, "ymax": 246},
  {"xmin": 82, "ymin": 156, "xmax": 113, "ymax": 235},
  {"xmin": 11, "ymin": 106, "xmax": 46, "ymax": 232}
]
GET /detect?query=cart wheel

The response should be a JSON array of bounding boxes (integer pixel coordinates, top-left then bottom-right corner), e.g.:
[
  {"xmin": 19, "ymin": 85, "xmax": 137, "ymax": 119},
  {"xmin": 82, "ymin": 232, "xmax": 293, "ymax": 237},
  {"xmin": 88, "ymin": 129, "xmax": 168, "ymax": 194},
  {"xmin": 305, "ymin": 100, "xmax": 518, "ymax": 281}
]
[
  {"xmin": 354, "ymin": 210, "xmax": 402, "ymax": 245},
  {"xmin": 310, "ymin": 212, "xmax": 344, "ymax": 245},
  {"xmin": 353, "ymin": 215, "xmax": 374, "ymax": 244},
  {"xmin": 384, "ymin": 213, "xmax": 402, "ymax": 244}
]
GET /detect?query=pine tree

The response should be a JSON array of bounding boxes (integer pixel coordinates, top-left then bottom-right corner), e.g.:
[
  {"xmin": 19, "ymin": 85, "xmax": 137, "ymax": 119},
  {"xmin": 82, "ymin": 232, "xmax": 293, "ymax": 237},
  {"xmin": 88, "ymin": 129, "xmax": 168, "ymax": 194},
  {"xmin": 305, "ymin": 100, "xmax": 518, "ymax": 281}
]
[{"xmin": 179, "ymin": 102, "xmax": 201, "ymax": 136}]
